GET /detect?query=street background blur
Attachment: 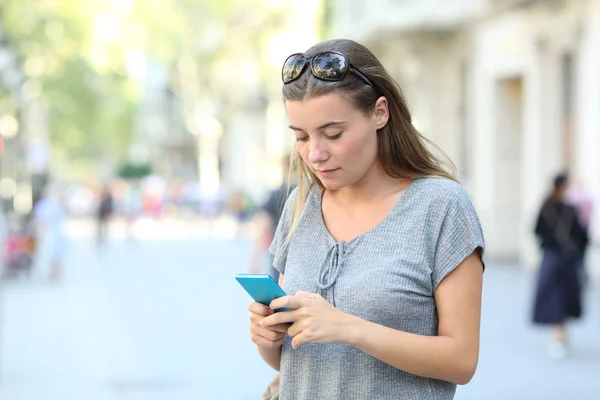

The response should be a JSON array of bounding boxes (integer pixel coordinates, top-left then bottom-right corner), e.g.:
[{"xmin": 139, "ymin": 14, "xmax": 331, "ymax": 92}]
[{"xmin": 0, "ymin": 0, "xmax": 599, "ymax": 399}]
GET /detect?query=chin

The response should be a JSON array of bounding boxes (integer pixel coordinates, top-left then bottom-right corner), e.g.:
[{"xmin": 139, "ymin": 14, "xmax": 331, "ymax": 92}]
[{"xmin": 319, "ymin": 180, "xmax": 346, "ymax": 191}]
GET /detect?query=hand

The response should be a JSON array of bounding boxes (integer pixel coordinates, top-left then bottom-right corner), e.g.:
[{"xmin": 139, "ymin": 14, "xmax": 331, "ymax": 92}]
[
  {"xmin": 260, "ymin": 291, "xmax": 353, "ymax": 349},
  {"xmin": 248, "ymin": 302, "xmax": 290, "ymax": 349}
]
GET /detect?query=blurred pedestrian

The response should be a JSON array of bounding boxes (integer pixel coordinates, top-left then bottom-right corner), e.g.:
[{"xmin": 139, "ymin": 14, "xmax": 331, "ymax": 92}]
[
  {"xmin": 248, "ymin": 39, "xmax": 485, "ymax": 399},
  {"xmin": 248, "ymin": 155, "xmax": 294, "ymax": 282},
  {"xmin": 532, "ymin": 172, "xmax": 588, "ymax": 359},
  {"xmin": 96, "ymin": 183, "xmax": 114, "ymax": 246},
  {"xmin": 0, "ymin": 209, "xmax": 6, "ymax": 271},
  {"xmin": 228, "ymin": 190, "xmax": 251, "ymax": 238},
  {"xmin": 124, "ymin": 180, "xmax": 143, "ymax": 241},
  {"xmin": 33, "ymin": 183, "xmax": 68, "ymax": 282}
]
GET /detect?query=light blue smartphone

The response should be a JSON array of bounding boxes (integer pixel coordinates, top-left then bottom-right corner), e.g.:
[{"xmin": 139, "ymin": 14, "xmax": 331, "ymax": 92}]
[{"xmin": 235, "ymin": 274, "xmax": 293, "ymax": 312}]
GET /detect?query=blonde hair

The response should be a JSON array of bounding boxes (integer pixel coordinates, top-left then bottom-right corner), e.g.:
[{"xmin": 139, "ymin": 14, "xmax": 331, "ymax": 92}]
[{"xmin": 283, "ymin": 39, "xmax": 457, "ymax": 244}]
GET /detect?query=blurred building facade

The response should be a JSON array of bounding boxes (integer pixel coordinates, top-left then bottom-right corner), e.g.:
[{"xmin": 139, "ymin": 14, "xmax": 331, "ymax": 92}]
[
  {"xmin": 127, "ymin": 58, "xmax": 197, "ymax": 182},
  {"xmin": 332, "ymin": 0, "xmax": 600, "ymax": 268}
]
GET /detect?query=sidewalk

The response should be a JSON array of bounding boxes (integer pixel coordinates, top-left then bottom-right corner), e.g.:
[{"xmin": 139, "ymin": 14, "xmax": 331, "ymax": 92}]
[
  {"xmin": 0, "ymin": 237, "xmax": 599, "ymax": 399},
  {"xmin": 457, "ymin": 261, "xmax": 600, "ymax": 400}
]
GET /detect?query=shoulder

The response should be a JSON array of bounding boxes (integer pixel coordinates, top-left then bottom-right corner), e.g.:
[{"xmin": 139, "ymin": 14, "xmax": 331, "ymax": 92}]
[
  {"xmin": 277, "ymin": 186, "xmax": 300, "ymax": 221},
  {"xmin": 284, "ymin": 186, "xmax": 299, "ymax": 206},
  {"xmin": 411, "ymin": 177, "xmax": 472, "ymax": 208}
]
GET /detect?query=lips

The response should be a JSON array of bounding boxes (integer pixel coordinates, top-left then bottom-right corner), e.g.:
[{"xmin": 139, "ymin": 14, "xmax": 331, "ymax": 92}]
[
  {"xmin": 315, "ymin": 168, "xmax": 340, "ymax": 177},
  {"xmin": 316, "ymin": 168, "xmax": 339, "ymax": 172}
]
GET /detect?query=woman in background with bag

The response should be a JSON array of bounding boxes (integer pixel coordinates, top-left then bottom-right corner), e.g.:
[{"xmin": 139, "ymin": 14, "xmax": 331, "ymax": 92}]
[{"xmin": 532, "ymin": 173, "xmax": 589, "ymax": 359}]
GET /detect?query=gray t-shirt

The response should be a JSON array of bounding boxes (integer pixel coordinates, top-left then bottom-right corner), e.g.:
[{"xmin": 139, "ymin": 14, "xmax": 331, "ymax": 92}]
[{"xmin": 269, "ymin": 177, "xmax": 485, "ymax": 400}]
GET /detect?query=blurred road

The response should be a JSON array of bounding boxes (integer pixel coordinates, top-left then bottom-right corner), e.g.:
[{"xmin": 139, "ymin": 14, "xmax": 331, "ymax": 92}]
[{"xmin": 0, "ymin": 219, "xmax": 599, "ymax": 399}]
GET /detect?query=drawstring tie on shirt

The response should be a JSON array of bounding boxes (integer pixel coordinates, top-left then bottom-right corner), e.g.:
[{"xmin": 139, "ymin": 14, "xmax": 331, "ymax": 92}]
[{"xmin": 317, "ymin": 241, "xmax": 345, "ymax": 307}]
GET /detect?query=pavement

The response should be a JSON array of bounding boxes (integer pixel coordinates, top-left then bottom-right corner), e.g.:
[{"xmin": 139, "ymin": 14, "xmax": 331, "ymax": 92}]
[{"xmin": 0, "ymin": 218, "xmax": 598, "ymax": 399}]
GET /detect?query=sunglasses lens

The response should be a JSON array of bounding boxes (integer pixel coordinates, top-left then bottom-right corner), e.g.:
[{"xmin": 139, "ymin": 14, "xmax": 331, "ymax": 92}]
[
  {"xmin": 311, "ymin": 52, "xmax": 348, "ymax": 80},
  {"xmin": 282, "ymin": 54, "xmax": 307, "ymax": 83}
]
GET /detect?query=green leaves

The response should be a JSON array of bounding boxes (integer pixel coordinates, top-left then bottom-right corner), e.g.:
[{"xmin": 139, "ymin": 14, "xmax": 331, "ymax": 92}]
[
  {"xmin": 1, "ymin": 0, "xmax": 136, "ymax": 177},
  {"xmin": 0, "ymin": 0, "xmax": 308, "ymax": 179}
]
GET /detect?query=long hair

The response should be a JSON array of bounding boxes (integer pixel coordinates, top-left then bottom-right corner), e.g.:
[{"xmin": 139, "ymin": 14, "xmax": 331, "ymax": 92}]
[{"xmin": 282, "ymin": 39, "xmax": 457, "ymax": 242}]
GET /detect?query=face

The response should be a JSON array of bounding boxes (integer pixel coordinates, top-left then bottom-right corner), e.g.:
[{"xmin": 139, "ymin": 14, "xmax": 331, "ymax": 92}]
[{"xmin": 286, "ymin": 92, "xmax": 389, "ymax": 190}]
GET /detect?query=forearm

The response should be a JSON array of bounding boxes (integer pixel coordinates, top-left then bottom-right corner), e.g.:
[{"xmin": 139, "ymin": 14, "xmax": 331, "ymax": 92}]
[
  {"xmin": 346, "ymin": 315, "xmax": 477, "ymax": 385},
  {"xmin": 257, "ymin": 345, "xmax": 282, "ymax": 371}
]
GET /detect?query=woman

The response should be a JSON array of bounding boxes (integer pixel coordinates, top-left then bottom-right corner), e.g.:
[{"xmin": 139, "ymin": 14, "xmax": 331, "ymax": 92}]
[
  {"xmin": 248, "ymin": 39, "xmax": 485, "ymax": 399},
  {"xmin": 532, "ymin": 173, "xmax": 588, "ymax": 359}
]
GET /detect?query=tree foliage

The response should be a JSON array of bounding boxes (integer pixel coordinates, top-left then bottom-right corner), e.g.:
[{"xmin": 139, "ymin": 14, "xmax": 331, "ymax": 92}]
[
  {"xmin": 1, "ymin": 0, "xmax": 138, "ymax": 177},
  {"xmin": 0, "ymin": 0, "xmax": 311, "ymax": 179}
]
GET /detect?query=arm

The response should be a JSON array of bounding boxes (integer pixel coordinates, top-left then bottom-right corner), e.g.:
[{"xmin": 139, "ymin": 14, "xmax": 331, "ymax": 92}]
[{"xmin": 346, "ymin": 251, "xmax": 482, "ymax": 384}]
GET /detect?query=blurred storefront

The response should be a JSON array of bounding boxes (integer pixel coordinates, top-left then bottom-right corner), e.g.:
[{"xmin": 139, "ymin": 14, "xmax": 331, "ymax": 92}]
[{"xmin": 332, "ymin": 0, "xmax": 600, "ymax": 268}]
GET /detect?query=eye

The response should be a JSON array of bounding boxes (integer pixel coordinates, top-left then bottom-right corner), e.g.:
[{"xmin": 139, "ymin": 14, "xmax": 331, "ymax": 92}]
[
  {"xmin": 295, "ymin": 136, "xmax": 309, "ymax": 142},
  {"xmin": 326, "ymin": 132, "xmax": 343, "ymax": 140}
]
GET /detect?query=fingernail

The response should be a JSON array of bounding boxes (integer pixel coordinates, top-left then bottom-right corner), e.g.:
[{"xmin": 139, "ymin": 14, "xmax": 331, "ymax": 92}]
[{"xmin": 259, "ymin": 320, "xmax": 264, "ymax": 327}]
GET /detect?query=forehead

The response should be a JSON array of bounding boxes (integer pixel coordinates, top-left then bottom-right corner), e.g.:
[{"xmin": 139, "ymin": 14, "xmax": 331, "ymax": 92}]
[{"xmin": 285, "ymin": 93, "xmax": 360, "ymax": 128}]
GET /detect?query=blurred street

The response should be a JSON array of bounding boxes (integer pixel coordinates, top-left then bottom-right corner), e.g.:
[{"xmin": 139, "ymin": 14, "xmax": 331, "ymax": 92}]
[
  {"xmin": 1, "ymin": 1, "xmax": 600, "ymax": 398},
  {"xmin": 0, "ymin": 220, "xmax": 599, "ymax": 400}
]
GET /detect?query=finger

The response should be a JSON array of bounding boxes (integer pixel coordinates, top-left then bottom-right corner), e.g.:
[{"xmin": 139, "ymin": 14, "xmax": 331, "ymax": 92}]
[
  {"xmin": 255, "ymin": 327, "xmax": 286, "ymax": 342},
  {"xmin": 250, "ymin": 312, "xmax": 288, "ymax": 332},
  {"xmin": 291, "ymin": 331, "xmax": 308, "ymax": 350},
  {"xmin": 287, "ymin": 321, "xmax": 303, "ymax": 338},
  {"xmin": 249, "ymin": 302, "xmax": 274, "ymax": 316},
  {"xmin": 252, "ymin": 333, "xmax": 286, "ymax": 348},
  {"xmin": 252, "ymin": 323, "xmax": 286, "ymax": 341},
  {"xmin": 260, "ymin": 310, "xmax": 298, "ymax": 327},
  {"xmin": 269, "ymin": 323, "xmax": 291, "ymax": 334},
  {"xmin": 250, "ymin": 313, "xmax": 267, "ymax": 325},
  {"xmin": 250, "ymin": 312, "xmax": 290, "ymax": 333},
  {"xmin": 269, "ymin": 295, "xmax": 305, "ymax": 311}
]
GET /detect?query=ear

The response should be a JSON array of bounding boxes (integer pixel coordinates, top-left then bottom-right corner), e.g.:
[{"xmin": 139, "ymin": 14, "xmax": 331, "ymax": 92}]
[{"xmin": 373, "ymin": 96, "xmax": 389, "ymax": 129}]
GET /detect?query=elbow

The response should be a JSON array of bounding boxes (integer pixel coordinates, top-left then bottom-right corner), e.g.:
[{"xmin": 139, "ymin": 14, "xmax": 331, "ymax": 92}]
[
  {"xmin": 453, "ymin": 371, "xmax": 475, "ymax": 386},
  {"xmin": 451, "ymin": 355, "xmax": 478, "ymax": 385}
]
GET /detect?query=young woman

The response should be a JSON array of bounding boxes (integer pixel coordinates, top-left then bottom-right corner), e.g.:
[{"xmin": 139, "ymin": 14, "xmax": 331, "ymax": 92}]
[{"xmin": 248, "ymin": 39, "xmax": 485, "ymax": 399}]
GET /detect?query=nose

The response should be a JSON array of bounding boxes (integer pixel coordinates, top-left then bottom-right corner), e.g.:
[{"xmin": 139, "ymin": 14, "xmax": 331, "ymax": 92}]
[{"xmin": 307, "ymin": 138, "xmax": 329, "ymax": 165}]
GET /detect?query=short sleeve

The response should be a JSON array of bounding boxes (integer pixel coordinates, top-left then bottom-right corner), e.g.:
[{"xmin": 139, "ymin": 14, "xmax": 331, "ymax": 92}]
[
  {"xmin": 432, "ymin": 188, "xmax": 485, "ymax": 292},
  {"xmin": 268, "ymin": 188, "xmax": 297, "ymax": 275}
]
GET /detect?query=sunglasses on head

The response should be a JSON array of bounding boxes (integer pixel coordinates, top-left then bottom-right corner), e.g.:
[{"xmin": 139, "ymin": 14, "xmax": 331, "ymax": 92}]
[{"xmin": 281, "ymin": 51, "xmax": 375, "ymax": 89}]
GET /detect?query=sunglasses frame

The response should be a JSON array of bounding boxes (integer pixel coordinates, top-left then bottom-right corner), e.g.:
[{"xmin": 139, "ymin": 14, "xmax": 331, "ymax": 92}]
[{"xmin": 282, "ymin": 51, "xmax": 376, "ymax": 89}]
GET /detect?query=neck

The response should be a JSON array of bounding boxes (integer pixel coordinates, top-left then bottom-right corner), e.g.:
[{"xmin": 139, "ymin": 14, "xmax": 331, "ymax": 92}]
[{"xmin": 328, "ymin": 163, "xmax": 411, "ymax": 206}]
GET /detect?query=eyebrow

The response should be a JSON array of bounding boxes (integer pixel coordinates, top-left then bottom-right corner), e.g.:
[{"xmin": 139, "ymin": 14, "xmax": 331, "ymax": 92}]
[{"xmin": 289, "ymin": 121, "xmax": 347, "ymax": 132}]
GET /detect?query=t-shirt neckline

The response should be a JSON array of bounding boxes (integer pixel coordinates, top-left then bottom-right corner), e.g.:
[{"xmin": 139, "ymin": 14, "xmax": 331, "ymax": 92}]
[{"xmin": 314, "ymin": 178, "xmax": 420, "ymax": 247}]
